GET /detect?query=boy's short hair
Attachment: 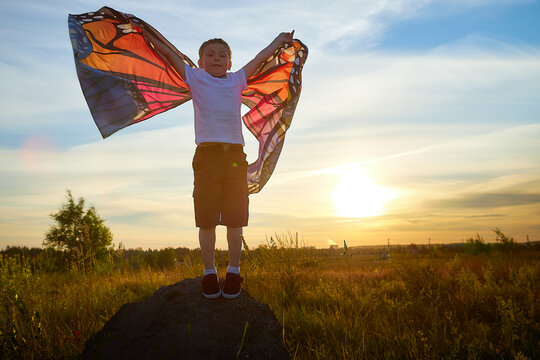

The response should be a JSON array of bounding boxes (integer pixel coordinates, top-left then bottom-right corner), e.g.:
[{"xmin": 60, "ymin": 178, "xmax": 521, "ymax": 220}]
[{"xmin": 199, "ymin": 38, "xmax": 232, "ymax": 60}]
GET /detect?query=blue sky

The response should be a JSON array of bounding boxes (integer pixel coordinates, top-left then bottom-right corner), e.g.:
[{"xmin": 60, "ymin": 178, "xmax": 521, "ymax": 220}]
[
  {"xmin": 1, "ymin": 0, "xmax": 539, "ymax": 250},
  {"xmin": 381, "ymin": 1, "xmax": 540, "ymax": 49}
]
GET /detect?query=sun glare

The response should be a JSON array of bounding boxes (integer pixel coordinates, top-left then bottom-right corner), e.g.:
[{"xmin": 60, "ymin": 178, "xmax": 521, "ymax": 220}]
[{"xmin": 332, "ymin": 168, "xmax": 395, "ymax": 218}]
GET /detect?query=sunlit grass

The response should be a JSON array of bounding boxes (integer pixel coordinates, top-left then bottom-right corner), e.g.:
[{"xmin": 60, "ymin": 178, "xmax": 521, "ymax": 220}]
[
  {"xmin": 2, "ymin": 238, "xmax": 539, "ymax": 359},
  {"xmin": 1, "ymin": 257, "xmax": 200, "ymax": 359}
]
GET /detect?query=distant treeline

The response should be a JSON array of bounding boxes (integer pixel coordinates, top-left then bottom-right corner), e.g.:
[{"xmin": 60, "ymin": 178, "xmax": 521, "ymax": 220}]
[
  {"xmin": 0, "ymin": 245, "xmax": 211, "ymax": 273},
  {"xmin": 2, "ymin": 229, "xmax": 539, "ymax": 273}
]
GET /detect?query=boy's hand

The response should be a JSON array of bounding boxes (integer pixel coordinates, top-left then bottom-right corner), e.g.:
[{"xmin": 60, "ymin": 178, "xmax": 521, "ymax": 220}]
[
  {"xmin": 242, "ymin": 30, "xmax": 296, "ymax": 80},
  {"xmin": 274, "ymin": 30, "xmax": 295, "ymax": 46}
]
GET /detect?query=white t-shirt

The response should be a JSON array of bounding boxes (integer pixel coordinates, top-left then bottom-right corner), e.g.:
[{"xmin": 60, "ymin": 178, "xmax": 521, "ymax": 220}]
[{"xmin": 184, "ymin": 64, "xmax": 248, "ymax": 145}]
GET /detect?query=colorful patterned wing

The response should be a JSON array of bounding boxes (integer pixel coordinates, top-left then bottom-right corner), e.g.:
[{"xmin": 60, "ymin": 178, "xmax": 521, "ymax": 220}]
[
  {"xmin": 68, "ymin": 6, "xmax": 195, "ymax": 138},
  {"xmin": 243, "ymin": 40, "xmax": 308, "ymax": 194}
]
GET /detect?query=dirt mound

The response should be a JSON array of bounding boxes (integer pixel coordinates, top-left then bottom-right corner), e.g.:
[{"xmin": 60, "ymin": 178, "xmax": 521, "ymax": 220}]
[{"xmin": 79, "ymin": 277, "xmax": 289, "ymax": 360}]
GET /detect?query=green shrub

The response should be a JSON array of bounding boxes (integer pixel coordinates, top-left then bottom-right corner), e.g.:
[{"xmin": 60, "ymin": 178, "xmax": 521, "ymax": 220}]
[{"xmin": 464, "ymin": 234, "xmax": 491, "ymax": 255}]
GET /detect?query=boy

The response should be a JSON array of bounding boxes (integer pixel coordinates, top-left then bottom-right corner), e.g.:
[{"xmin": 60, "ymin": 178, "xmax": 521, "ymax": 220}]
[{"xmin": 147, "ymin": 31, "xmax": 294, "ymax": 299}]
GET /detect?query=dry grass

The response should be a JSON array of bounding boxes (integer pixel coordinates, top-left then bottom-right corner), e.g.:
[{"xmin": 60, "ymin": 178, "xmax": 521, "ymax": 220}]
[{"xmin": 1, "ymin": 242, "xmax": 539, "ymax": 359}]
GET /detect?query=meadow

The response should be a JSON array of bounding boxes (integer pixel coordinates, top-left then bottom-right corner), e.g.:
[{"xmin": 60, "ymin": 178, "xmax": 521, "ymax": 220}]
[{"xmin": 1, "ymin": 235, "xmax": 539, "ymax": 359}]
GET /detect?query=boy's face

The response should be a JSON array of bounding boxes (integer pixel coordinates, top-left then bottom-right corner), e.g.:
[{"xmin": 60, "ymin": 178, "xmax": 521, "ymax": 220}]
[{"xmin": 198, "ymin": 43, "xmax": 231, "ymax": 78}]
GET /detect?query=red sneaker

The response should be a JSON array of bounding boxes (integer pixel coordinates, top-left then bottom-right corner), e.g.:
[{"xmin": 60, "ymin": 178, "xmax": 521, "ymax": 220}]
[
  {"xmin": 222, "ymin": 272, "xmax": 243, "ymax": 299},
  {"xmin": 201, "ymin": 274, "xmax": 221, "ymax": 299}
]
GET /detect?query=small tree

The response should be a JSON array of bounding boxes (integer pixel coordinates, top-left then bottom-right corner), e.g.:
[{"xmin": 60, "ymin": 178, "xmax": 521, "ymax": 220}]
[{"xmin": 44, "ymin": 190, "xmax": 113, "ymax": 270}]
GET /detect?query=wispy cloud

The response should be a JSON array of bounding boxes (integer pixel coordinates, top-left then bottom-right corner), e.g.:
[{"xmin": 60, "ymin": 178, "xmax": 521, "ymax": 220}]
[
  {"xmin": 1, "ymin": 0, "xmax": 539, "ymax": 248},
  {"xmin": 300, "ymin": 37, "xmax": 540, "ymax": 130},
  {"xmin": 428, "ymin": 192, "xmax": 540, "ymax": 209}
]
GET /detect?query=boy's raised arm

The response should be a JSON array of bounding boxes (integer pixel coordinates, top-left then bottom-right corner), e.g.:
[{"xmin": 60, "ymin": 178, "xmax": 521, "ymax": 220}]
[
  {"xmin": 242, "ymin": 31, "xmax": 294, "ymax": 80},
  {"xmin": 143, "ymin": 29, "xmax": 186, "ymax": 80}
]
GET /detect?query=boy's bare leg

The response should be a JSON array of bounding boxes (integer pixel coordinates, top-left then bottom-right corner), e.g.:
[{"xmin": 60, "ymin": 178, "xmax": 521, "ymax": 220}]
[
  {"xmin": 226, "ymin": 227, "xmax": 243, "ymax": 268},
  {"xmin": 199, "ymin": 227, "xmax": 216, "ymax": 271}
]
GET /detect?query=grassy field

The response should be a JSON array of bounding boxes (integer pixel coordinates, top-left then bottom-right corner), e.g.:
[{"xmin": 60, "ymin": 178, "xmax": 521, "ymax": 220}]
[{"xmin": 1, "ymin": 239, "xmax": 539, "ymax": 359}]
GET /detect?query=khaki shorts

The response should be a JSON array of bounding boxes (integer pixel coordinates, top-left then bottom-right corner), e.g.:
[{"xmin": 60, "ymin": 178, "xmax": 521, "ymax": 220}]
[{"xmin": 192, "ymin": 143, "xmax": 249, "ymax": 228}]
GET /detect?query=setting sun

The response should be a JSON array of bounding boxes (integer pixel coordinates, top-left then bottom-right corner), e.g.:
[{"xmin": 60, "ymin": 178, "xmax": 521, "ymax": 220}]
[{"xmin": 332, "ymin": 168, "xmax": 395, "ymax": 218}]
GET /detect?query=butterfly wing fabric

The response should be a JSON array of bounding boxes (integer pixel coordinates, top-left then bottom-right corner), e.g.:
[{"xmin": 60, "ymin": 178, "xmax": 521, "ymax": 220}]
[
  {"xmin": 68, "ymin": 6, "xmax": 195, "ymax": 138},
  {"xmin": 69, "ymin": 7, "xmax": 307, "ymax": 194},
  {"xmin": 242, "ymin": 41, "xmax": 308, "ymax": 193}
]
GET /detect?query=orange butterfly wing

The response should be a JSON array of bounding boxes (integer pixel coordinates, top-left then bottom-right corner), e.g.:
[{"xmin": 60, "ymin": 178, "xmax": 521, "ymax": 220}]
[
  {"xmin": 69, "ymin": 7, "xmax": 194, "ymax": 137},
  {"xmin": 243, "ymin": 41, "xmax": 308, "ymax": 193}
]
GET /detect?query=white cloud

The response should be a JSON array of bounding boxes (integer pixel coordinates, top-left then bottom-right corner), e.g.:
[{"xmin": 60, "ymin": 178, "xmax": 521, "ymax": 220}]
[
  {"xmin": 0, "ymin": 125, "xmax": 198, "ymax": 248},
  {"xmin": 1, "ymin": 0, "xmax": 539, "ymax": 249},
  {"xmin": 0, "ymin": 62, "xmax": 83, "ymax": 123},
  {"xmin": 299, "ymin": 37, "xmax": 540, "ymax": 131},
  {"xmin": 4, "ymin": 39, "xmax": 539, "ymax": 247}
]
